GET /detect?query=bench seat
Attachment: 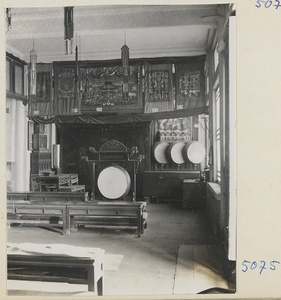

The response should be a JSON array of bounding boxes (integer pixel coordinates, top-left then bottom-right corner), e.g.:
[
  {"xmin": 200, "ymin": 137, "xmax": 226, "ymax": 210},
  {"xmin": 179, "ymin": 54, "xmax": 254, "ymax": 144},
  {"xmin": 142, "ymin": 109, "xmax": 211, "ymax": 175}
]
[
  {"xmin": 67, "ymin": 202, "xmax": 147, "ymax": 237},
  {"xmin": 7, "ymin": 200, "xmax": 148, "ymax": 237},
  {"xmin": 8, "ymin": 191, "xmax": 88, "ymax": 202},
  {"xmin": 7, "ymin": 202, "xmax": 68, "ymax": 235}
]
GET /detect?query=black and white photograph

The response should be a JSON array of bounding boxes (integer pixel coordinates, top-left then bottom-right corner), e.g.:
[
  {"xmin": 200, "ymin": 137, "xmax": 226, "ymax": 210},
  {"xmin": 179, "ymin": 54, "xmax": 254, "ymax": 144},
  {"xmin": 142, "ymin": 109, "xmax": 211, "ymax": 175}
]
[{"xmin": 4, "ymin": 1, "xmax": 238, "ymax": 298}]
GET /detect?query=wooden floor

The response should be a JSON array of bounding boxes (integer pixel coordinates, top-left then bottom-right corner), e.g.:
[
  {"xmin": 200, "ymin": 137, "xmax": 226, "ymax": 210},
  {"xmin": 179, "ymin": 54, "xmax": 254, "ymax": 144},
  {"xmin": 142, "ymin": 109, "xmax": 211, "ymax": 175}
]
[
  {"xmin": 174, "ymin": 245, "xmax": 231, "ymax": 294},
  {"xmin": 7, "ymin": 202, "xmax": 235, "ymax": 297}
]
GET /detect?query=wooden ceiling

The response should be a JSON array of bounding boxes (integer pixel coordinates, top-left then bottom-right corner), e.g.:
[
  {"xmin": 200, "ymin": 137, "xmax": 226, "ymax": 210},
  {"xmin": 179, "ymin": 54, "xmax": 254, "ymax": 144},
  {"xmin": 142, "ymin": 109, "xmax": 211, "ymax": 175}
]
[{"xmin": 6, "ymin": 4, "xmax": 227, "ymax": 63}]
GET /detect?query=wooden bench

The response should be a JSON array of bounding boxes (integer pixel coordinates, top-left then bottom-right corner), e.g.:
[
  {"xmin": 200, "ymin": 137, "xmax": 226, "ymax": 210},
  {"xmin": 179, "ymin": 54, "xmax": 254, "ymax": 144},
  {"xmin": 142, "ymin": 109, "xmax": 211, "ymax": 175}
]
[
  {"xmin": 7, "ymin": 192, "xmax": 29, "ymax": 201},
  {"xmin": 7, "ymin": 198, "xmax": 148, "ymax": 237},
  {"xmin": 7, "ymin": 191, "xmax": 88, "ymax": 202},
  {"xmin": 67, "ymin": 202, "xmax": 147, "ymax": 237},
  {"xmin": 7, "ymin": 202, "xmax": 68, "ymax": 235},
  {"xmin": 28, "ymin": 191, "xmax": 88, "ymax": 202},
  {"xmin": 7, "ymin": 243, "xmax": 104, "ymax": 295}
]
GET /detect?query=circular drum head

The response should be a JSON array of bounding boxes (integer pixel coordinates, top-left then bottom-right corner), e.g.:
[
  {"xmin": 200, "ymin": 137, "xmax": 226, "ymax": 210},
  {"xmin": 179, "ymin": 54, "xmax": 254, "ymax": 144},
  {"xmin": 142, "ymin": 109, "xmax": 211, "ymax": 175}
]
[
  {"xmin": 169, "ymin": 142, "xmax": 185, "ymax": 164},
  {"xmin": 153, "ymin": 142, "xmax": 169, "ymax": 164},
  {"xmin": 97, "ymin": 165, "xmax": 131, "ymax": 199},
  {"xmin": 186, "ymin": 142, "xmax": 206, "ymax": 164}
]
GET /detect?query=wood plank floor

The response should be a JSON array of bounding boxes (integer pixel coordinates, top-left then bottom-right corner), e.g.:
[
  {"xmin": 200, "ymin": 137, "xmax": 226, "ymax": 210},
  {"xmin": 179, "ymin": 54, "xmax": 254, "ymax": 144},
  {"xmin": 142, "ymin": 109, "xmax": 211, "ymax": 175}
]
[
  {"xmin": 7, "ymin": 202, "xmax": 235, "ymax": 296},
  {"xmin": 173, "ymin": 245, "xmax": 232, "ymax": 294}
]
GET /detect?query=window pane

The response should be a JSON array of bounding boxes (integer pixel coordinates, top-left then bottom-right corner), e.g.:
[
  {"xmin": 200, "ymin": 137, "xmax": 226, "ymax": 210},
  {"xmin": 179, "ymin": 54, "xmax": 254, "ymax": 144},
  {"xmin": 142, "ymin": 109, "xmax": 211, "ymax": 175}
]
[
  {"xmin": 215, "ymin": 86, "xmax": 221, "ymax": 182},
  {"xmin": 15, "ymin": 65, "xmax": 23, "ymax": 95},
  {"xmin": 6, "ymin": 60, "xmax": 10, "ymax": 91},
  {"xmin": 214, "ymin": 46, "xmax": 219, "ymax": 71}
]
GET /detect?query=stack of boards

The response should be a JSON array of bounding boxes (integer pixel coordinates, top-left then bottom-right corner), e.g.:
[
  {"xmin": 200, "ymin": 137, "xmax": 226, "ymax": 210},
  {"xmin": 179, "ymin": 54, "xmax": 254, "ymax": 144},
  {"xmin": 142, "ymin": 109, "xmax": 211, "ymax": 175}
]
[{"xmin": 153, "ymin": 141, "xmax": 205, "ymax": 165}]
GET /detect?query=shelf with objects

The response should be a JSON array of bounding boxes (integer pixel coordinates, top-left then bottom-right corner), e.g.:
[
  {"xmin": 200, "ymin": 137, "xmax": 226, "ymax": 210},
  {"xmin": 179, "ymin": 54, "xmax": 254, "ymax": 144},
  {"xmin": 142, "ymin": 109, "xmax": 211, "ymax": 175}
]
[
  {"xmin": 143, "ymin": 115, "xmax": 208, "ymax": 208},
  {"xmin": 29, "ymin": 122, "xmax": 83, "ymax": 193}
]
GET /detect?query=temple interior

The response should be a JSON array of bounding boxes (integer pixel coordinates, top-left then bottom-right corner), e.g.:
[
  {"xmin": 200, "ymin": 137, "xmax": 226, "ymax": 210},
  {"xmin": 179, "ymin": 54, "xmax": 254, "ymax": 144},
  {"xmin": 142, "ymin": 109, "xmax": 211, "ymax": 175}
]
[{"xmin": 5, "ymin": 4, "xmax": 236, "ymax": 297}]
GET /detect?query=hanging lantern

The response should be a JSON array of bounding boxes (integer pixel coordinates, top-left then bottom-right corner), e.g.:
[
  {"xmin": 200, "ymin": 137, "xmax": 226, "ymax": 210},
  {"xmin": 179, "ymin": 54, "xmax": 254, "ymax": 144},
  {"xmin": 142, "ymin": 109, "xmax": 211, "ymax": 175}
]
[
  {"xmin": 121, "ymin": 44, "xmax": 129, "ymax": 76},
  {"xmin": 64, "ymin": 7, "xmax": 74, "ymax": 55},
  {"xmin": 6, "ymin": 8, "xmax": 11, "ymax": 32},
  {"xmin": 121, "ymin": 31, "xmax": 129, "ymax": 93},
  {"xmin": 29, "ymin": 39, "xmax": 37, "ymax": 97}
]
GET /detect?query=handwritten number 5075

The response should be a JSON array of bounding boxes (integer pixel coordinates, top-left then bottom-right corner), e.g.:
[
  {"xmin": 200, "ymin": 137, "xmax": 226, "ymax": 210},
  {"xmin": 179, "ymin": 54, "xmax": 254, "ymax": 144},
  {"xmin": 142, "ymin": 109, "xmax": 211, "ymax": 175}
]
[
  {"xmin": 256, "ymin": 0, "xmax": 281, "ymax": 9},
  {"xmin": 242, "ymin": 260, "xmax": 280, "ymax": 275}
]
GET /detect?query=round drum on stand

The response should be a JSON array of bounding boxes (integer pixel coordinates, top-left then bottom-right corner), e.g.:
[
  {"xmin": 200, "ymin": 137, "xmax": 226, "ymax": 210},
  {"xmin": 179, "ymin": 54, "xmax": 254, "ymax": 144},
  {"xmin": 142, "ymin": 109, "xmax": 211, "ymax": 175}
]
[
  {"xmin": 183, "ymin": 141, "xmax": 206, "ymax": 164},
  {"xmin": 167, "ymin": 142, "xmax": 186, "ymax": 165},
  {"xmin": 153, "ymin": 141, "xmax": 169, "ymax": 164},
  {"xmin": 97, "ymin": 165, "xmax": 131, "ymax": 199}
]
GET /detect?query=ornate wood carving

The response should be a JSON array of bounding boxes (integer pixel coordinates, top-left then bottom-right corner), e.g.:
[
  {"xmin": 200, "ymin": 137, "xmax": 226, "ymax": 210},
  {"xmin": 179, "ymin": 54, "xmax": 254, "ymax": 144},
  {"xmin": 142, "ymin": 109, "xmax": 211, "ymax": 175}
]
[
  {"xmin": 80, "ymin": 64, "xmax": 142, "ymax": 112},
  {"xmin": 99, "ymin": 139, "xmax": 128, "ymax": 152}
]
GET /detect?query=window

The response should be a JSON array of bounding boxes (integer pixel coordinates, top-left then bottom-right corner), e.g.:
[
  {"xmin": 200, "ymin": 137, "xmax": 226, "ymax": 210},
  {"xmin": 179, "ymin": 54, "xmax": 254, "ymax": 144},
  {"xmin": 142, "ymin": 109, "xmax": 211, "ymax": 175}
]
[
  {"xmin": 214, "ymin": 43, "xmax": 219, "ymax": 71},
  {"xmin": 215, "ymin": 86, "xmax": 221, "ymax": 183},
  {"xmin": 6, "ymin": 53, "xmax": 26, "ymax": 98}
]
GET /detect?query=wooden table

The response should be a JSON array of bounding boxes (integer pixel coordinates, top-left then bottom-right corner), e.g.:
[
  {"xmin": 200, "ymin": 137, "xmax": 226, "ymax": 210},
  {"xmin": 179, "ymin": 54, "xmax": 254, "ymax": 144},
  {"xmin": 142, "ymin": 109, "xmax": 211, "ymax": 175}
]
[
  {"xmin": 7, "ymin": 243, "xmax": 104, "ymax": 295},
  {"xmin": 37, "ymin": 174, "xmax": 78, "ymax": 191}
]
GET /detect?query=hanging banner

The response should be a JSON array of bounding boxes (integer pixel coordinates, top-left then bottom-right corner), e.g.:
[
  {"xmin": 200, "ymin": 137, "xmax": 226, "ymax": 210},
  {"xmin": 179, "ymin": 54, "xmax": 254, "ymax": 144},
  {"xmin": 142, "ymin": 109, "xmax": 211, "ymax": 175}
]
[
  {"xmin": 175, "ymin": 56, "xmax": 206, "ymax": 109},
  {"xmin": 144, "ymin": 63, "xmax": 173, "ymax": 113},
  {"xmin": 53, "ymin": 62, "xmax": 81, "ymax": 116}
]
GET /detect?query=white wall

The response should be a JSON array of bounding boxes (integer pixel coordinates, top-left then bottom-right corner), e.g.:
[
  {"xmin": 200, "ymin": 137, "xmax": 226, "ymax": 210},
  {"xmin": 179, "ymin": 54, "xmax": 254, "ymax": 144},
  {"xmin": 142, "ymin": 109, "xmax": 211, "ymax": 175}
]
[{"xmin": 6, "ymin": 97, "xmax": 30, "ymax": 191}]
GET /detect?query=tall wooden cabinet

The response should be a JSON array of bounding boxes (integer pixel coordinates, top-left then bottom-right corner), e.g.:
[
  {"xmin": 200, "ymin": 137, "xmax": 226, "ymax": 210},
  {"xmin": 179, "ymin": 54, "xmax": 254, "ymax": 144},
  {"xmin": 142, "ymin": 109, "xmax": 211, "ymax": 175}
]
[{"xmin": 30, "ymin": 123, "xmax": 52, "ymax": 191}]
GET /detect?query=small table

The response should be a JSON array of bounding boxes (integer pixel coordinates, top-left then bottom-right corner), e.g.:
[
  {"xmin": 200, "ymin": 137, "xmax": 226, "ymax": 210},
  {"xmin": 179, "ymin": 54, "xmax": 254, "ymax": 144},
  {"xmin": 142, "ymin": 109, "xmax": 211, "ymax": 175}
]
[
  {"xmin": 37, "ymin": 174, "xmax": 78, "ymax": 191},
  {"xmin": 7, "ymin": 243, "xmax": 104, "ymax": 295}
]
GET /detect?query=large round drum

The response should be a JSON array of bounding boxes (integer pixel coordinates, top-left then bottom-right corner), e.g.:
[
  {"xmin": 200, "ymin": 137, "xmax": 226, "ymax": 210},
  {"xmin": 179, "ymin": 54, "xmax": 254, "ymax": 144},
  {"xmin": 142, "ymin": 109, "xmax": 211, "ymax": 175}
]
[
  {"xmin": 183, "ymin": 141, "xmax": 205, "ymax": 164},
  {"xmin": 97, "ymin": 165, "xmax": 131, "ymax": 199},
  {"xmin": 167, "ymin": 142, "xmax": 186, "ymax": 165},
  {"xmin": 153, "ymin": 142, "xmax": 169, "ymax": 164}
]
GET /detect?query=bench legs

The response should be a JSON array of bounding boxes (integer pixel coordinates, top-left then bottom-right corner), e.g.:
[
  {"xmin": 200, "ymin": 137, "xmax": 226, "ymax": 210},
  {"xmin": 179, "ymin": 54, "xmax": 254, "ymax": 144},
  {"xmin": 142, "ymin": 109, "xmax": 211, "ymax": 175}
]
[
  {"xmin": 62, "ymin": 208, "xmax": 69, "ymax": 235},
  {"xmin": 87, "ymin": 265, "xmax": 103, "ymax": 295},
  {"xmin": 97, "ymin": 276, "xmax": 103, "ymax": 296}
]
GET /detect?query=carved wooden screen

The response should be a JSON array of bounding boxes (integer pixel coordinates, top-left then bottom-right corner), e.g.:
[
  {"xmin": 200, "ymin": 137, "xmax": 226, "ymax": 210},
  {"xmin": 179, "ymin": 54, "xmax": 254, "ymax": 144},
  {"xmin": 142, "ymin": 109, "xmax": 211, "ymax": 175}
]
[{"xmin": 80, "ymin": 63, "xmax": 143, "ymax": 113}]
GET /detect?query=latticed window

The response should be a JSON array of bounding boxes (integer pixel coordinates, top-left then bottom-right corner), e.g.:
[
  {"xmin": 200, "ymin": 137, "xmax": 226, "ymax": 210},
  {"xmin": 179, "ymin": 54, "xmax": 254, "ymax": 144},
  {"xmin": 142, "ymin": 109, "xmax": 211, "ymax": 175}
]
[{"xmin": 215, "ymin": 86, "xmax": 221, "ymax": 183}]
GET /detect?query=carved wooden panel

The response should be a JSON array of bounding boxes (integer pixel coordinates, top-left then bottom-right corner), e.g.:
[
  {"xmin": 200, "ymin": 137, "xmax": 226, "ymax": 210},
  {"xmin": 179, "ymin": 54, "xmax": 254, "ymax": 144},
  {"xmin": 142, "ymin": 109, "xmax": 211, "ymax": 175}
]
[{"xmin": 80, "ymin": 63, "xmax": 143, "ymax": 113}]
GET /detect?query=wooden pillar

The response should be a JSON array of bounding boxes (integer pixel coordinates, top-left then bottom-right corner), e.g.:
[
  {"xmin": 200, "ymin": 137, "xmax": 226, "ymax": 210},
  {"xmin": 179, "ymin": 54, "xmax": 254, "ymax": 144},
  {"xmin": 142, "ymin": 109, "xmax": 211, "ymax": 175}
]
[{"xmin": 90, "ymin": 161, "xmax": 96, "ymax": 201}]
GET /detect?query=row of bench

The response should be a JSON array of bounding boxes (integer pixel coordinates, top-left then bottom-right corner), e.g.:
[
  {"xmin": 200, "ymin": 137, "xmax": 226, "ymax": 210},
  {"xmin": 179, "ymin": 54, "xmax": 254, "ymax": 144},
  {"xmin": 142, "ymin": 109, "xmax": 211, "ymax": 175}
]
[
  {"xmin": 7, "ymin": 192, "xmax": 147, "ymax": 237},
  {"xmin": 7, "ymin": 191, "xmax": 89, "ymax": 202}
]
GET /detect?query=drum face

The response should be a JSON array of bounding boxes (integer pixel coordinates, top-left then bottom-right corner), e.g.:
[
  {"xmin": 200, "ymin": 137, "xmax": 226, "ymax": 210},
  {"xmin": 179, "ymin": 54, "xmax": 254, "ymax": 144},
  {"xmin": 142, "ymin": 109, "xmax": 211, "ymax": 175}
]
[
  {"xmin": 97, "ymin": 165, "xmax": 131, "ymax": 199},
  {"xmin": 153, "ymin": 142, "xmax": 169, "ymax": 164},
  {"xmin": 167, "ymin": 142, "xmax": 185, "ymax": 164},
  {"xmin": 184, "ymin": 141, "xmax": 205, "ymax": 164}
]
